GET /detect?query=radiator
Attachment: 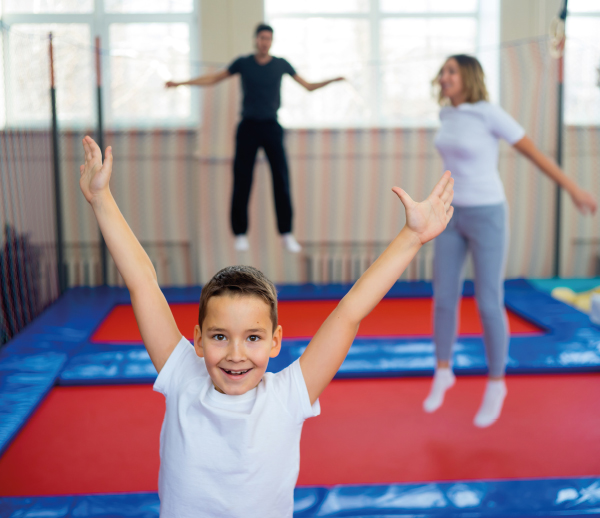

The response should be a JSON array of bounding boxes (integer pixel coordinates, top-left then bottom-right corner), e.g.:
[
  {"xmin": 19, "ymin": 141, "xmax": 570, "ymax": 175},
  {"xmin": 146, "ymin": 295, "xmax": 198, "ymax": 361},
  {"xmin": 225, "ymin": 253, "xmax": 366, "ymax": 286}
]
[
  {"xmin": 62, "ymin": 241, "xmax": 194, "ymax": 287},
  {"xmin": 301, "ymin": 241, "xmax": 434, "ymax": 284}
]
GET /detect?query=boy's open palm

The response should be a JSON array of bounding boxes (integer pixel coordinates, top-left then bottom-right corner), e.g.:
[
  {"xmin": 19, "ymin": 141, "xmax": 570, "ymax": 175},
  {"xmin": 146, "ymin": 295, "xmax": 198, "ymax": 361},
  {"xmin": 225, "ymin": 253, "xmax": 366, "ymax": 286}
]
[
  {"xmin": 80, "ymin": 136, "xmax": 112, "ymax": 204},
  {"xmin": 392, "ymin": 171, "xmax": 454, "ymax": 245}
]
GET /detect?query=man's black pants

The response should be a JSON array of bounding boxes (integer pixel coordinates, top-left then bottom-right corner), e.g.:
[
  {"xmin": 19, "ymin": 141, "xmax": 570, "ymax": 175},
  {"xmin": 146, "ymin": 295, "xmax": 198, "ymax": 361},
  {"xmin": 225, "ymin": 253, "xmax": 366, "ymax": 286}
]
[{"xmin": 231, "ymin": 119, "xmax": 293, "ymax": 235}]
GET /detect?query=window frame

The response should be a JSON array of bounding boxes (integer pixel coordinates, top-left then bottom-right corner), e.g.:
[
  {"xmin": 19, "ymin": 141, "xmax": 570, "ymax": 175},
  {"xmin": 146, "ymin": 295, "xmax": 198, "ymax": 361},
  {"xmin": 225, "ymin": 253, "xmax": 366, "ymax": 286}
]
[
  {"xmin": 0, "ymin": 0, "xmax": 200, "ymax": 129},
  {"xmin": 265, "ymin": 0, "xmax": 499, "ymax": 128},
  {"xmin": 565, "ymin": 6, "xmax": 600, "ymax": 126}
]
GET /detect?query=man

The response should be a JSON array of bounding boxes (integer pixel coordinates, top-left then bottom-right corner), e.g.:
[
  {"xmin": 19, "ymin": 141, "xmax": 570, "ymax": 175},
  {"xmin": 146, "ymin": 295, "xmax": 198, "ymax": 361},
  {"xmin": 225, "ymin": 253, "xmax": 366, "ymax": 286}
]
[{"xmin": 167, "ymin": 23, "xmax": 344, "ymax": 252}]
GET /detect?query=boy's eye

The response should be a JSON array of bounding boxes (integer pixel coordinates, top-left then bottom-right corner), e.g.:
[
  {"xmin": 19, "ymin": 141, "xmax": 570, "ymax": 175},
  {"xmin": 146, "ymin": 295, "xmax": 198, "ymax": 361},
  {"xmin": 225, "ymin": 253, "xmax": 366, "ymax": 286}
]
[
  {"xmin": 247, "ymin": 335, "xmax": 261, "ymax": 342},
  {"xmin": 213, "ymin": 334, "xmax": 226, "ymax": 341}
]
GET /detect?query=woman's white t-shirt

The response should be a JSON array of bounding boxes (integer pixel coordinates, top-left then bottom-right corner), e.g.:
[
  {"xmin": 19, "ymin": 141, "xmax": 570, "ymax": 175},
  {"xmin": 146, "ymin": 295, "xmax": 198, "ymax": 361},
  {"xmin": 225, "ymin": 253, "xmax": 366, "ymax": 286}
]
[
  {"xmin": 153, "ymin": 337, "xmax": 320, "ymax": 518},
  {"xmin": 434, "ymin": 100, "xmax": 525, "ymax": 207}
]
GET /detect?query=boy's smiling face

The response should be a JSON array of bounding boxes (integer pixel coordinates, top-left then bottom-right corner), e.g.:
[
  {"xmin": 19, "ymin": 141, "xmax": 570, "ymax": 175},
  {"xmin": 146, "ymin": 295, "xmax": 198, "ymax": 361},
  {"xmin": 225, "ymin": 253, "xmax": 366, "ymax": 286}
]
[{"xmin": 194, "ymin": 294, "xmax": 282, "ymax": 395}]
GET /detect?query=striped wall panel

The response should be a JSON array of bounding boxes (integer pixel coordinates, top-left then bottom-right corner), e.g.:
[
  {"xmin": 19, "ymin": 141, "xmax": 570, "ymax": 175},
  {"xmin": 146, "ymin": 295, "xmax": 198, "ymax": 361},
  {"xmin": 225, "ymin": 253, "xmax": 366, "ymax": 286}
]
[{"xmin": 49, "ymin": 37, "xmax": 598, "ymax": 286}]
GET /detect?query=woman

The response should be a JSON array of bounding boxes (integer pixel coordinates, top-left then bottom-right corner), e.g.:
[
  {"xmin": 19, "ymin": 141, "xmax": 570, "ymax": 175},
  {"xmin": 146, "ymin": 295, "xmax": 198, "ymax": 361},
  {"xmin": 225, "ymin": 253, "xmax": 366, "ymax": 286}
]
[{"xmin": 425, "ymin": 55, "xmax": 596, "ymax": 427}]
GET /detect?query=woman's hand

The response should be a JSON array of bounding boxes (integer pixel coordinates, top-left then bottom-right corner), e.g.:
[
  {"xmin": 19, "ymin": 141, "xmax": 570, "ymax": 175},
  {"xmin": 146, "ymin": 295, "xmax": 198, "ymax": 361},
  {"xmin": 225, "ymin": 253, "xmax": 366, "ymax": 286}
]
[
  {"xmin": 392, "ymin": 171, "xmax": 454, "ymax": 245},
  {"xmin": 165, "ymin": 81, "xmax": 179, "ymax": 88},
  {"xmin": 570, "ymin": 187, "xmax": 597, "ymax": 215},
  {"xmin": 79, "ymin": 136, "xmax": 112, "ymax": 205},
  {"xmin": 514, "ymin": 136, "xmax": 598, "ymax": 217}
]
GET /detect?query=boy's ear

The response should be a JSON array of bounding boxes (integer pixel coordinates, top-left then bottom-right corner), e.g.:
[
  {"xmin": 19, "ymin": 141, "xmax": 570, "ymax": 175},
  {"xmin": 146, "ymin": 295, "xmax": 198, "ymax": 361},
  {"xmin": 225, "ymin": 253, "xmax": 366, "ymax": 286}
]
[
  {"xmin": 193, "ymin": 325, "xmax": 205, "ymax": 358},
  {"xmin": 269, "ymin": 324, "xmax": 283, "ymax": 358}
]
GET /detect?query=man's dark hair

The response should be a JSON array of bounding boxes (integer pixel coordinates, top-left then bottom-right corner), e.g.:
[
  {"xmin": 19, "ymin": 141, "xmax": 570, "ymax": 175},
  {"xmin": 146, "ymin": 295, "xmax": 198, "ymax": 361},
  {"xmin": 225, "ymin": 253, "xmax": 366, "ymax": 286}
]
[
  {"xmin": 198, "ymin": 265, "xmax": 278, "ymax": 332},
  {"xmin": 255, "ymin": 23, "xmax": 273, "ymax": 37}
]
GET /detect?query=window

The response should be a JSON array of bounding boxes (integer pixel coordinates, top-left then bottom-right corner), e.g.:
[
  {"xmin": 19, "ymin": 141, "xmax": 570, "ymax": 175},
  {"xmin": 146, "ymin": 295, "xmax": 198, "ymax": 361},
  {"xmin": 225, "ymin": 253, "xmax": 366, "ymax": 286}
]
[
  {"xmin": 266, "ymin": 0, "xmax": 499, "ymax": 127},
  {"xmin": 0, "ymin": 0, "xmax": 198, "ymax": 128},
  {"xmin": 565, "ymin": 0, "xmax": 600, "ymax": 125}
]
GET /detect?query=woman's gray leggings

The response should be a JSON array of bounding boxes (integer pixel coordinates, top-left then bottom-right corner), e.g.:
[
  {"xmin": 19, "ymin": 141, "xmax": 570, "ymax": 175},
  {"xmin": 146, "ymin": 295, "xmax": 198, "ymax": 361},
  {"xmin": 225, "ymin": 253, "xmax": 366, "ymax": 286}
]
[{"xmin": 433, "ymin": 203, "xmax": 509, "ymax": 378}]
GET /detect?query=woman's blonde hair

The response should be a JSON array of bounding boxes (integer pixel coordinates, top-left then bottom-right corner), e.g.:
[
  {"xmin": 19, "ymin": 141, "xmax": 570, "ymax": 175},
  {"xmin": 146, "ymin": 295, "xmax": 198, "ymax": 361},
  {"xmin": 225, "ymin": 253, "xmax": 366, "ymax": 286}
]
[{"xmin": 433, "ymin": 54, "xmax": 489, "ymax": 105}]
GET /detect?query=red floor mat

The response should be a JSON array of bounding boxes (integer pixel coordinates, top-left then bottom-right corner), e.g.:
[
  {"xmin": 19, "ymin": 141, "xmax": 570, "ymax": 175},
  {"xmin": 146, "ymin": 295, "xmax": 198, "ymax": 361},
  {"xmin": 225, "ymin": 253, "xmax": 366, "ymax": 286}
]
[
  {"xmin": 91, "ymin": 298, "xmax": 542, "ymax": 343},
  {"xmin": 1, "ymin": 374, "xmax": 598, "ymax": 496}
]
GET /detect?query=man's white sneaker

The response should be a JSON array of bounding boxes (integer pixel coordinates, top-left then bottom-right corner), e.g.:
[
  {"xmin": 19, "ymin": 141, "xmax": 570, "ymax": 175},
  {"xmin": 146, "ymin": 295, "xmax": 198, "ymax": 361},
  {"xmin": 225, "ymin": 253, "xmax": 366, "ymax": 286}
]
[
  {"xmin": 281, "ymin": 233, "xmax": 302, "ymax": 253},
  {"xmin": 234, "ymin": 235, "xmax": 249, "ymax": 251}
]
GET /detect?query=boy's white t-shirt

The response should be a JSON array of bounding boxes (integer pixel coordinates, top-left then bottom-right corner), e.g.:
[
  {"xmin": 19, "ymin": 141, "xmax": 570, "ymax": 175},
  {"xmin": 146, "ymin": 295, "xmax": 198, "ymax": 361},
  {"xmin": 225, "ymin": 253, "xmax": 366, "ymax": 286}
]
[
  {"xmin": 434, "ymin": 101, "xmax": 525, "ymax": 207},
  {"xmin": 153, "ymin": 337, "xmax": 320, "ymax": 518}
]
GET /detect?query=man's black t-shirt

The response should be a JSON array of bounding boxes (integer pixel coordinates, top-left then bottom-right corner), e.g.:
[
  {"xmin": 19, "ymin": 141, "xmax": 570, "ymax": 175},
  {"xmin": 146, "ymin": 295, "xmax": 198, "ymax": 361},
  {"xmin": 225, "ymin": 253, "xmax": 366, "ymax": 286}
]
[{"xmin": 228, "ymin": 55, "xmax": 296, "ymax": 121}]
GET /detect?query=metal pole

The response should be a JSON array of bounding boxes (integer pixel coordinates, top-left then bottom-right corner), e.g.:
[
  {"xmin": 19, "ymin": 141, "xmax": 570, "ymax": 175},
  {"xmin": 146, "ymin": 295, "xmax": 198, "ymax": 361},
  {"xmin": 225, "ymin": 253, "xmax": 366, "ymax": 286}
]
[
  {"xmin": 553, "ymin": 0, "xmax": 568, "ymax": 278},
  {"xmin": 95, "ymin": 36, "xmax": 108, "ymax": 285},
  {"xmin": 553, "ymin": 52, "xmax": 564, "ymax": 278},
  {"xmin": 49, "ymin": 33, "xmax": 65, "ymax": 293}
]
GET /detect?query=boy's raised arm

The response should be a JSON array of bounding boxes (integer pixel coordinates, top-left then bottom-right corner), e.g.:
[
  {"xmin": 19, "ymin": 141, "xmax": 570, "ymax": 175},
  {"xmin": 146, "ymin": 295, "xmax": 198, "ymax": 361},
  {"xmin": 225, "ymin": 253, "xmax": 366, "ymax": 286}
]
[
  {"xmin": 80, "ymin": 136, "xmax": 182, "ymax": 372},
  {"xmin": 299, "ymin": 172, "xmax": 454, "ymax": 405}
]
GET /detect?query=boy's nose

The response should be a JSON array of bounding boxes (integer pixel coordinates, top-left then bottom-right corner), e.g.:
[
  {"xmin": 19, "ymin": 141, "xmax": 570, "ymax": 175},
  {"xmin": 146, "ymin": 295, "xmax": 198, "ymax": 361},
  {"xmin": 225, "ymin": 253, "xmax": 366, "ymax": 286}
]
[{"xmin": 226, "ymin": 340, "xmax": 247, "ymax": 361}]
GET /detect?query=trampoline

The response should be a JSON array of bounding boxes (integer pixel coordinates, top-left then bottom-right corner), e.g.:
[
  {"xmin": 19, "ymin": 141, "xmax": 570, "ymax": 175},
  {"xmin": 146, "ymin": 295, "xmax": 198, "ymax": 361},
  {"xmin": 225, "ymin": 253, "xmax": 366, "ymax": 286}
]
[{"xmin": 0, "ymin": 280, "xmax": 599, "ymax": 517}]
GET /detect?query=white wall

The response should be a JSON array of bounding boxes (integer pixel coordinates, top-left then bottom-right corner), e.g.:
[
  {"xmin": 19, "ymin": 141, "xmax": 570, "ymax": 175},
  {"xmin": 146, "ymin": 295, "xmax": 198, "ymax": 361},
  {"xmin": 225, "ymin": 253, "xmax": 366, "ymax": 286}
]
[
  {"xmin": 500, "ymin": 0, "xmax": 561, "ymax": 43},
  {"xmin": 200, "ymin": 0, "xmax": 264, "ymax": 64}
]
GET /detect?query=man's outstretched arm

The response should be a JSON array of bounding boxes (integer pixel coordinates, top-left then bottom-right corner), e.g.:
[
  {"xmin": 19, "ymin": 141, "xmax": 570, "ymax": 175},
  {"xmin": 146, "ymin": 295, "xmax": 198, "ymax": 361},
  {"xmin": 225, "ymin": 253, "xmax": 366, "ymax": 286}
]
[
  {"xmin": 292, "ymin": 74, "xmax": 345, "ymax": 92},
  {"xmin": 166, "ymin": 69, "xmax": 231, "ymax": 88}
]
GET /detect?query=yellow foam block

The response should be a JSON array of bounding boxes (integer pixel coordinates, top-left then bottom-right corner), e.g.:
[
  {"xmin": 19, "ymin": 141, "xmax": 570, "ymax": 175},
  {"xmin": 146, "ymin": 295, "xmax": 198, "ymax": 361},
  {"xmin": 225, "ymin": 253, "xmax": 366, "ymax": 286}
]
[{"xmin": 551, "ymin": 286, "xmax": 600, "ymax": 313}]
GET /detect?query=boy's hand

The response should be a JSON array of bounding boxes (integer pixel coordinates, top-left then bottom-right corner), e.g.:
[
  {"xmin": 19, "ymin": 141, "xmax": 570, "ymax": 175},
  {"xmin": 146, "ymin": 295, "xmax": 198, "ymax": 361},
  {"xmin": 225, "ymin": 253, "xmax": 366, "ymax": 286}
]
[
  {"xmin": 80, "ymin": 136, "xmax": 112, "ymax": 204},
  {"xmin": 392, "ymin": 171, "xmax": 454, "ymax": 245}
]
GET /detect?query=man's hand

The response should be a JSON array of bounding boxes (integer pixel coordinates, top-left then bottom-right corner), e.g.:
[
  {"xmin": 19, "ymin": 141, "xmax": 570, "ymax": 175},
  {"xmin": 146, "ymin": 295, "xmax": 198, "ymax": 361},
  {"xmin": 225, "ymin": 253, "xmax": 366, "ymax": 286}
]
[
  {"xmin": 80, "ymin": 136, "xmax": 112, "ymax": 205},
  {"xmin": 165, "ymin": 81, "xmax": 179, "ymax": 88},
  {"xmin": 392, "ymin": 170, "xmax": 454, "ymax": 245}
]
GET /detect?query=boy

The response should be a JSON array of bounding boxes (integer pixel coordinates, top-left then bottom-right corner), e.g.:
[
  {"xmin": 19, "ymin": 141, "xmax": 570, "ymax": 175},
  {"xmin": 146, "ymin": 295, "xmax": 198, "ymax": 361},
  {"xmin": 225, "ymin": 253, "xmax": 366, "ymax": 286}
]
[{"xmin": 79, "ymin": 136, "xmax": 454, "ymax": 517}]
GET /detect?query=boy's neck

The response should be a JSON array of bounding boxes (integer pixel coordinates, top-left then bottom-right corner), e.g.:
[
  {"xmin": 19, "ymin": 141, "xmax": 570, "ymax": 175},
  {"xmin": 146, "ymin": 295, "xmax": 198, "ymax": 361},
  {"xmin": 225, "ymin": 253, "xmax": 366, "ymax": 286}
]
[{"xmin": 212, "ymin": 380, "xmax": 262, "ymax": 394}]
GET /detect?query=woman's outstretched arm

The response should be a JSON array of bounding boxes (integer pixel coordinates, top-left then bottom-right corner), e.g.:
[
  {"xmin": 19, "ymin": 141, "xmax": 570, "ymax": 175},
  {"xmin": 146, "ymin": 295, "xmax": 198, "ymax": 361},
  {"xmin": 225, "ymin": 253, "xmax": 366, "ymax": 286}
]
[{"xmin": 513, "ymin": 136, "xmax": 597, "ymax": 215}]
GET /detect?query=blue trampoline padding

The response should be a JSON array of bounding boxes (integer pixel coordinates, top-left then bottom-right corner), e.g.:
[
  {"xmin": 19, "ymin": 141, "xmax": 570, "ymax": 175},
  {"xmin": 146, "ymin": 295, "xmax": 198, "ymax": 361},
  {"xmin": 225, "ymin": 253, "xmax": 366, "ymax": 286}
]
[
  {"xmin": 0, "ymin": 288, "xmax": 136, "ymax": 454},
  {"xmin": 59, "ymin": 344, "xmax": 158, "ymax": 385},
  {"xmin": 57, "ymin": 279, "xmax": 600, "ymax": 384},
  {"xmin": 1, "ymin": 478, "xmax": 598, "ymax": 517},
  {"xmin": 159, "ymin": 281, "xmax": 466, "ymax": 302},
  {"xmin": 0, "ymin": 350, "xmax": 66, "ymax": 456},
  {"xmin": 8, "ymin": 279, "xmax": 600, "ymax": 386},
  {"xmin": 304, "ymin": 477, "xmax": 600, "ymax": 517},
  {"xmin": 0, "ymin": 288, "xmax": 130, "ymax": 358}
]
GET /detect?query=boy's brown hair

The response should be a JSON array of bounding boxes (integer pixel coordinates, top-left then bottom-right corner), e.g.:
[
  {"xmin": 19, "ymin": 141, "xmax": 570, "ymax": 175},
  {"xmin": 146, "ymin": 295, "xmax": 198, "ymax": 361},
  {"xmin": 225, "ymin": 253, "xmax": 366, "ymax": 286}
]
[
  {"xmin": 433, "ymin": 54, "xmax": 489, "ymax": 105},
  {"xmin": 198, "ymin": 265, "xmax": 278, "ymax": 332}
]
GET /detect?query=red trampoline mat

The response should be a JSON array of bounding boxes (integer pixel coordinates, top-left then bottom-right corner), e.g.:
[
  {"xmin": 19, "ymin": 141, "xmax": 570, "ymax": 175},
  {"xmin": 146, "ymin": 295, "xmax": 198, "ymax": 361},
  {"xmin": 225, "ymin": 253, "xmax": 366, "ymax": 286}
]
[
  {"xmin": 91, "ymin": 298, "xmax": 542, "ymax": 343},
  {"xmin": 1, "ymin": 374, "xmax": 598, "ymax": 496}
]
